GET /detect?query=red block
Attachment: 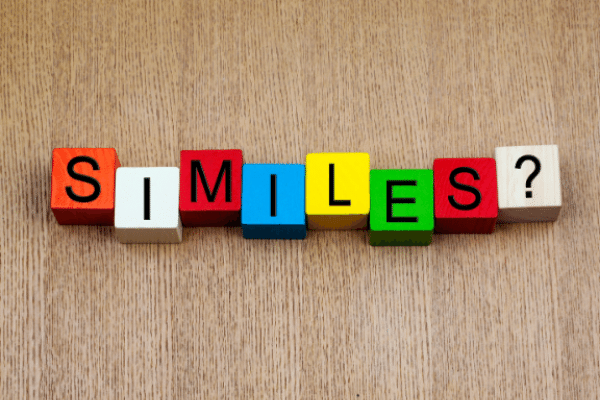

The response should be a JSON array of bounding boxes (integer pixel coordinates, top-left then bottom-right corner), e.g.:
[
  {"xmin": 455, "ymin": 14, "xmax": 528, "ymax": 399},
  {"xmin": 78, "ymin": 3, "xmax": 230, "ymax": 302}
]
[
  {"xmin": 51, "ymin": 148, "xmax": 121, "ymax": 225},
  {"xmin": 179, "ymin": 150, "xmax": 243, "ymax": 226},
  {"xmin": 434, "ymin": 158, "xmax": 498, "ymax": 233}
]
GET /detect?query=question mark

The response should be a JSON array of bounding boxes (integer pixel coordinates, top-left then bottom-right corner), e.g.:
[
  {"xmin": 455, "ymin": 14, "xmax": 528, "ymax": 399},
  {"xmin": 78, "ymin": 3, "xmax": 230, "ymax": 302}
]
[{"xmin": 515, "ymin": 155, "xmax": 541, "ymax": 199}]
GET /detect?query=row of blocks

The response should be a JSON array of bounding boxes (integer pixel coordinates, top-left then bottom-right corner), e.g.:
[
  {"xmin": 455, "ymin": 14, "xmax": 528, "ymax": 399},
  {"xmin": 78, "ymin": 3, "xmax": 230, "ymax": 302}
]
[{"xmin": 50, "ymin": 145, "xmax": 562, "ymax": 245}]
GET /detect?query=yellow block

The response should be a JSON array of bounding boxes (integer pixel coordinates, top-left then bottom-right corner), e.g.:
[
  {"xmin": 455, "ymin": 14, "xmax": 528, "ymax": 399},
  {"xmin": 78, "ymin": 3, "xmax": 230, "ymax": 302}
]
[{"xmin": 305, "ymin": 152, "xmax": 370, "ymax": 229}]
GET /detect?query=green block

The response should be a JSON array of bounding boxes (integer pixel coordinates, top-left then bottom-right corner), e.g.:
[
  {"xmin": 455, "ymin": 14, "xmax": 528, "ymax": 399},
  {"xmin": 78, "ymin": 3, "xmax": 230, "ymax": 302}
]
[{"xmin": 369, "ymin": 169, "xmax": 434, "ymax": 246}]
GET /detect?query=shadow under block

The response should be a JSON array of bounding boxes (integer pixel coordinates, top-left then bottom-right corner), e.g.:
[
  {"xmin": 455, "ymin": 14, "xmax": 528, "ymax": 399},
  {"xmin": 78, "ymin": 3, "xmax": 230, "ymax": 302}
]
[
  {"xmin": 369, "ymin": 169, "xmax": 434, "ymax": 246},
  {"xmin": 305, "ymin": 153, "xmax": 370, "ymax": 229},
  {"xmin": 241, "ymin": 164, "xmax": 306, "ymax": 239},
  {"xmin": 179, "ymin": 149, "xmax": 242, "ymax": 227},
  {"xmin": 51, "ymin": 148, "xmax": 121, "ymax": 225},
  {"xmin": 114, "ymin": 167, "xmax": 182, "ymax": 243},
  {"xmin": 495, "ymin": 145, "xmax": 562, "ymax": 222},
  {"xmin": 433, "ymin": 158, "xmax": 498, "ymax": 233}
]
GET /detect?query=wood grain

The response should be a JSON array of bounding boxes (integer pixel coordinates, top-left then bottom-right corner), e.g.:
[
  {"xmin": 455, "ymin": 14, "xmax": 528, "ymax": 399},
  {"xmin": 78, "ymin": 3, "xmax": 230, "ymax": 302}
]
[{"xmin": 1, "ymin": 0, "xmax": 599, "ymax": 398}]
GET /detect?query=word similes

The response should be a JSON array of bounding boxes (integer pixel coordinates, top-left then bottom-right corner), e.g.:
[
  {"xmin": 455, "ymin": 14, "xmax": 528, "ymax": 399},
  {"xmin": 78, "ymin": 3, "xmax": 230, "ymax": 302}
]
[{"xmin": 50, "ymin": 146, "xmax": 562, "ymax": 246}]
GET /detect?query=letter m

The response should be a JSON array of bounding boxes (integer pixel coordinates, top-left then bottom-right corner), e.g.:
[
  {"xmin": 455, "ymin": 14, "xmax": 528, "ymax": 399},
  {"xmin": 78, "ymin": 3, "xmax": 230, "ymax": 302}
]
[{"xmin": 191, "ymin": 160, "xmax": 232, "ymax": 203}]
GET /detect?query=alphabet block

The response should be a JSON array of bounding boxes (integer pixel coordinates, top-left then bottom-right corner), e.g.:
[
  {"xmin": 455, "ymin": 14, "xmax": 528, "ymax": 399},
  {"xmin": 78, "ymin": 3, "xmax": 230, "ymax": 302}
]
[
  {"xmin": 179, "ymin": 149, "xmax": 243, "ymax": 226},
  {"xmin": 51, "ymin": 148, "xmax": 120, "ymax": 225},
  {"xmin": 495, "ymin": 145, "xmax": 562, "ymax": 222},
  {"xmin": 114, "ymin": 167, "xmax": 182, "ymax": 243},
  {"xmin": 241, "ymin": 164, "xmax": 306, "ymax": 239},
  {"xmin": 433, "ymin": 158, "xmax": 498, "ymax": 233},
  {"xmin": 369, "ymin": 169, "xmax": 434, "ymax": 246},
  {"xmin": 305, "ymin": 153, "xmax": 370, "ymax": 229}
]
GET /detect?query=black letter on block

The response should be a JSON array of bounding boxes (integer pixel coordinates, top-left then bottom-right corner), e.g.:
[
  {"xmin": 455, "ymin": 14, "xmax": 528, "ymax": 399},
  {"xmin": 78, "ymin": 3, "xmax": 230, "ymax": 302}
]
[
  {"xmin": 448, "ymin": 167, "xmax": 481, "ymax": 211},
  {"xmin": 66, "ymin": 156, "xmax": 101, "ymax": 203},
  {"xmin": 387, "ymin": 180, "xmax": 418, "ymax": 223},
  {"xmin": 329, "ymin": 164, "xmax": 351, "ymax": 206},
  {"xmin": 270, "ymin": 174, "xmax": 277, "ymax": 217},
  {"xmin": 191, "ymin": 160, "xmax": 231, "ymax": 203},
  {"xmin": 144, "ymin": 178, "xmax": 151, "ymax": 220}
]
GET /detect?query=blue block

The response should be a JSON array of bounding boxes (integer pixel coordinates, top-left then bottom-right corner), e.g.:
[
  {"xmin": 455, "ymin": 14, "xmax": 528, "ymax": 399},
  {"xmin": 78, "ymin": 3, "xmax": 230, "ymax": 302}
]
[{"xmin": 241, "ymin": 164, "xmax": 306, "ymax": 239}]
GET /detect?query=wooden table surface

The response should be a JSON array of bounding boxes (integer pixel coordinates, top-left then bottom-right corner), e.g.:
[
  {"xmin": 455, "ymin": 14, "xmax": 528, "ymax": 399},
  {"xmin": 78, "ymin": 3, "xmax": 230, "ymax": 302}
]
[{"xmin": 2, "ymin": 0, "xmax": 599, "ymax": 398}]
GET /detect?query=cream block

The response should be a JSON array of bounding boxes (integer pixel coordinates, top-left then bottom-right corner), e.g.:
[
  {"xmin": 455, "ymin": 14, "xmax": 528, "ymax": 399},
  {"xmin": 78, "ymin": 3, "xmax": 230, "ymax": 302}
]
[
  {"xmin": 495, "ymin": 145, "xmax": 562, "ymax": 223},
  {"xmin": 114, "ymin": 167, "xmax": 182, "ymax": 243}
]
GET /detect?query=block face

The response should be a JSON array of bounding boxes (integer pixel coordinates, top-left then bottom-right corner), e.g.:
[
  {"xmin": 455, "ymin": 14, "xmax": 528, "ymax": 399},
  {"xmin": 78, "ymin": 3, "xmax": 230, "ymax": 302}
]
[
  {"xmin": 241, "ymin": 164, "xmax": 306, "ymax": 239},
  {"xmin": 179, "ymin": 149, "xmax": 243, "ymax": 226},
  {"xmin": 50, "ymin": 148, "xmax": 120, "ymax": 225},
  {"xmin": 369, "ymin": 169, "xmax": 434, "ymax": 246},
  {"xmin": 305, "ymin": 152, "xmax": 370, "ymax": 229},
  {"xmin": 114, "ymin": 167, "xmax": 182, "ymax": 243},
  {"xmin": 433, "ymin": 158, "xmax": 498, "ymax": 233},
  {"xmin": 495, "ymin": 145, "xmax": 562, "ymax": 222}
]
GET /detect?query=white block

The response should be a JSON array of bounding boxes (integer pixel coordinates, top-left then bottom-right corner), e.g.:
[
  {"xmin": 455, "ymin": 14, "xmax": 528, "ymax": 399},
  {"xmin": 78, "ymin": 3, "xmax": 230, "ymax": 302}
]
[
  {"xmin": 114, "ymin": 167, "xmax": 182, "ymax": 243},
  {"xmin": 495, "ymin": 145, "xmax": 562, "ymax": 222}
]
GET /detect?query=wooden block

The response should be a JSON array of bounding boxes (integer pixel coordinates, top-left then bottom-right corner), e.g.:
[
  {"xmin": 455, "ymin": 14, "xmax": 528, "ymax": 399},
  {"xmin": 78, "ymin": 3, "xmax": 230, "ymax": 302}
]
[
  {"xmin": 50, "ymin": 148, "xmax": 121, "ymax": 225},
  {"xmin": 241, "ymin": 164, "xmax": 306, "ymax": 239},
  {"xmin": 179, "ymin": 149, "xmax": 243, "ymax": 227},
  {"xmin": 495, "ymin": 145, "xmax": 562, "ymax": 222},
  {"xmin": 305, "ymin": 153, "xmax": 370, "ymax": 229},
  {"xmin": 114, "ymin": 167, "xmax": 182, "ymax": 243},
  {"xmin": 369, "ymin": 169, "xmax": 434, "ymax": 246},
  {"xmin": 433, "ymin": 158, "xmax": 498, "ymax": 233}
]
